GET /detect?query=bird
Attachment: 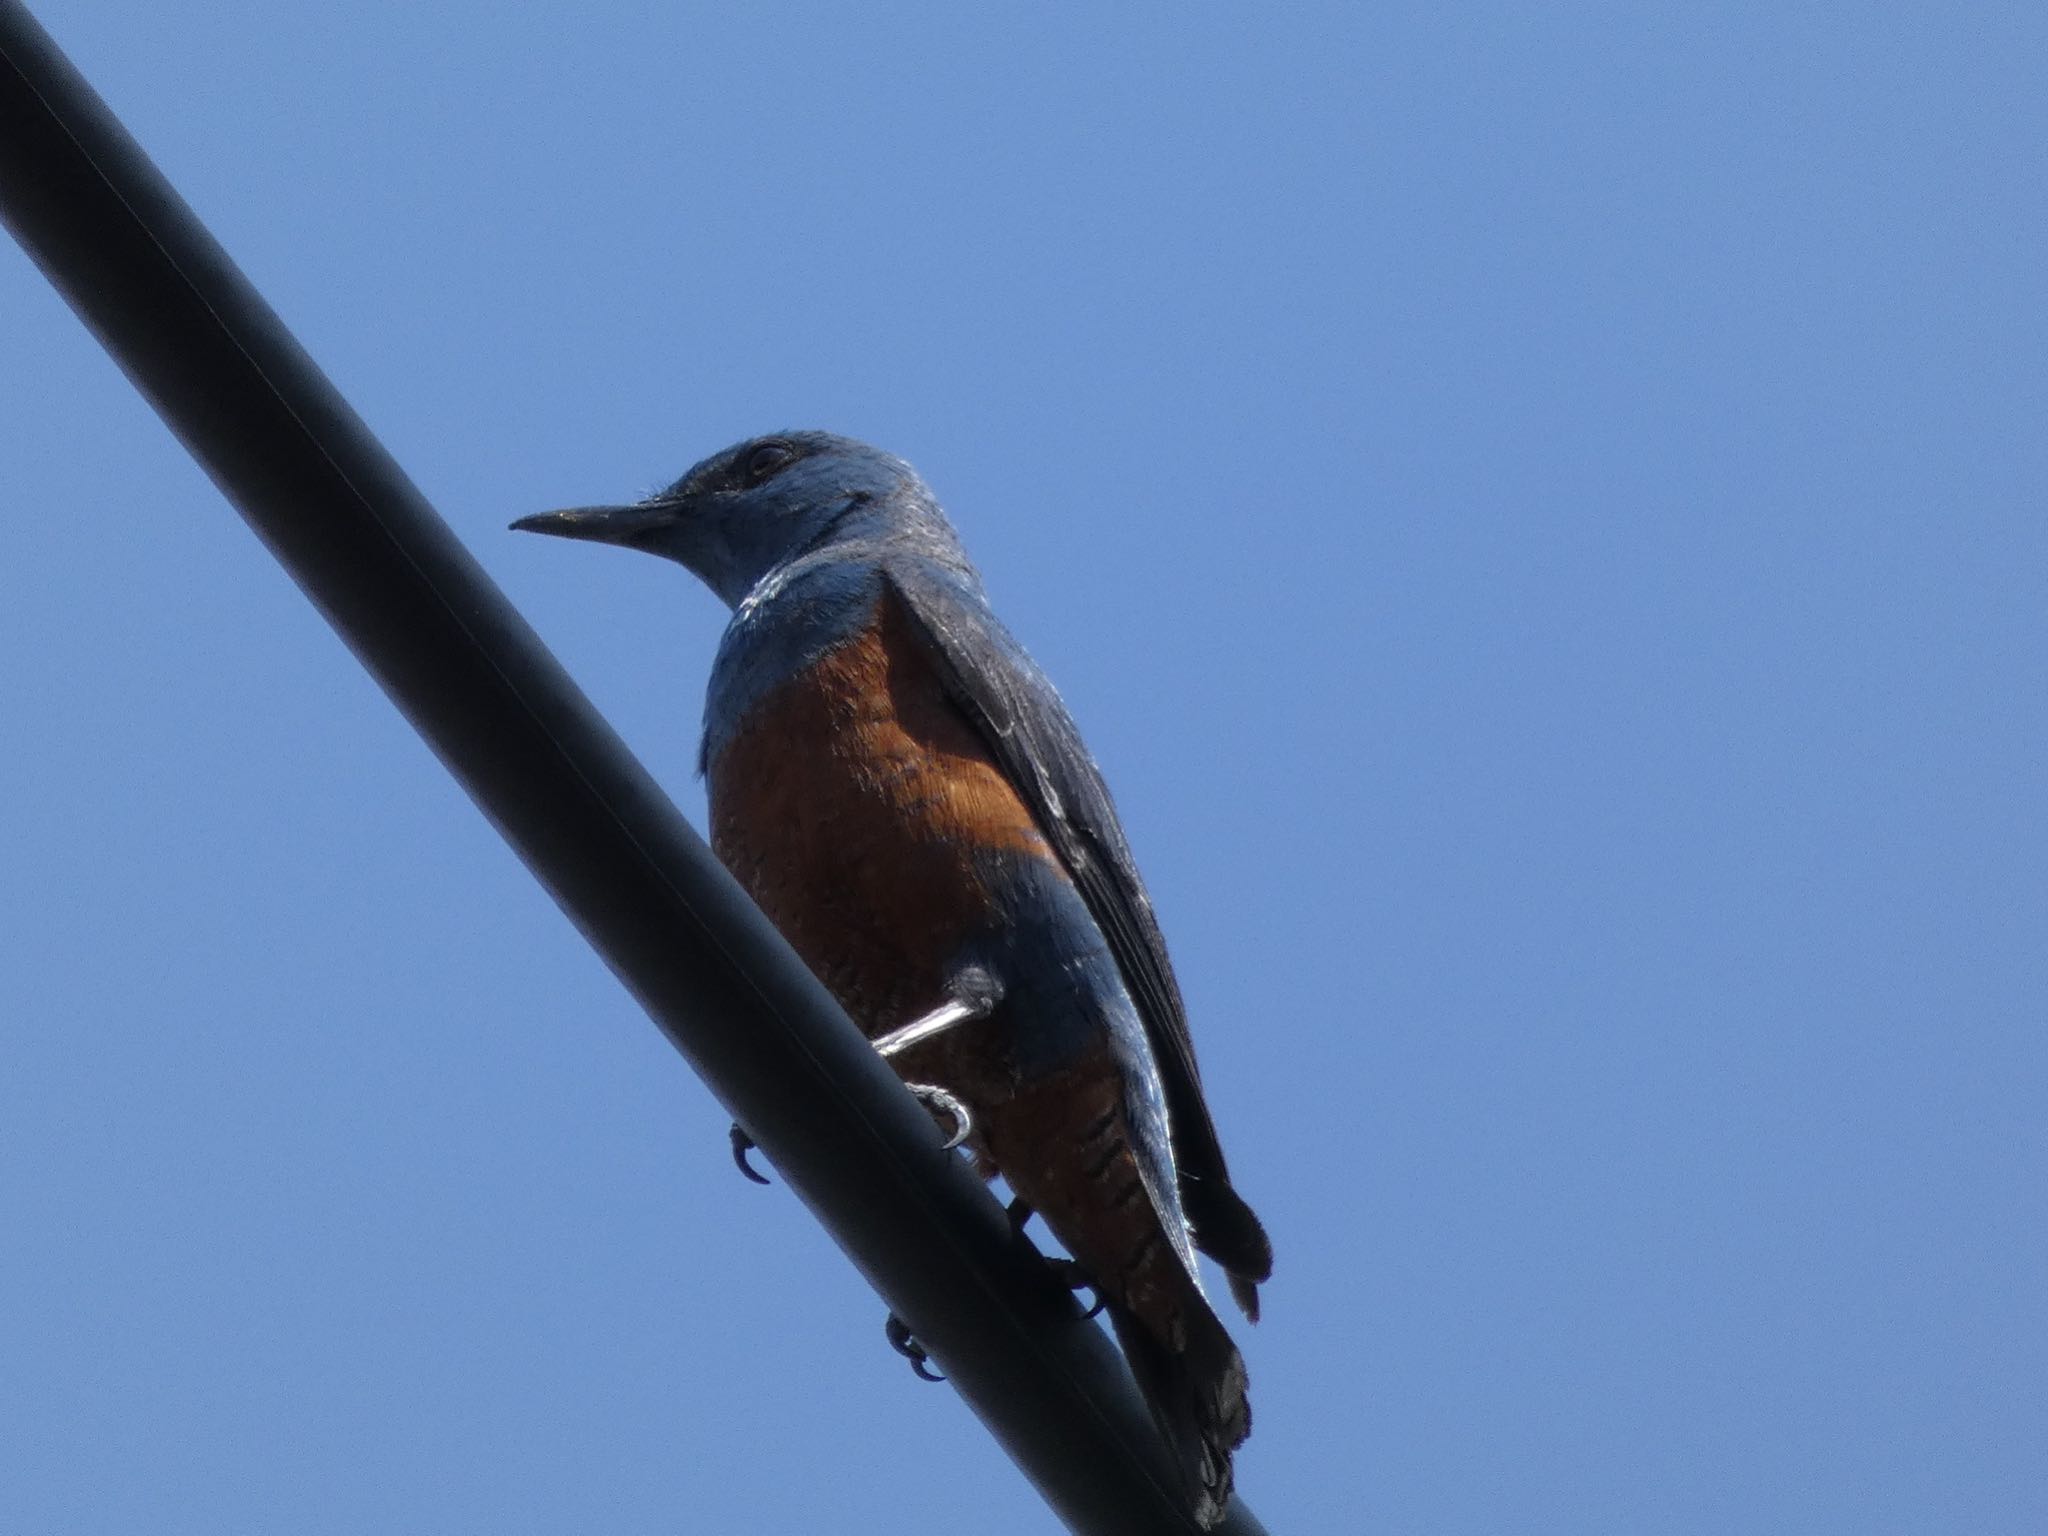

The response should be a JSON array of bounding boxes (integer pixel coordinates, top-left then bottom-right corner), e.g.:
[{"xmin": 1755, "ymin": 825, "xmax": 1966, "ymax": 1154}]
[{"xmin": 512, "ymin": 432, "xmax": 1271, "ymax": 1525}]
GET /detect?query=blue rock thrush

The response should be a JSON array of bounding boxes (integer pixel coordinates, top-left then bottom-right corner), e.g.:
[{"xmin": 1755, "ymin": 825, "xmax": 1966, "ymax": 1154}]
[{"xmin": 513, "ymin": 432, "xmax": 1271, "ymax": 1524}]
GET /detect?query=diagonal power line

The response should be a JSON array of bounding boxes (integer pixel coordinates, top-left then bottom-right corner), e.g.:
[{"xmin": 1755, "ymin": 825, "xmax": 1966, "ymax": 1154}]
[{"xmin": 0, "ymin": 4, "xmax": 1269, "ymax": 1533}]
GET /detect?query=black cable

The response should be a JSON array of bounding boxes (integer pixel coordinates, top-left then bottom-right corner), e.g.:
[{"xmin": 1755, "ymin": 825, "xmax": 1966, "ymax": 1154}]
[{"xmin": 0, "ymin": 5, "xmax": 1268, "ymax": 1532}]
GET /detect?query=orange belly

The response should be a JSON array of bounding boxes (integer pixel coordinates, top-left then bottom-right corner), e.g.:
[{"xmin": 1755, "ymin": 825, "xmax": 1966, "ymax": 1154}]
[{"xmin": 708, "ymin": 588, "xmax": 1055, "ymax": 1048}]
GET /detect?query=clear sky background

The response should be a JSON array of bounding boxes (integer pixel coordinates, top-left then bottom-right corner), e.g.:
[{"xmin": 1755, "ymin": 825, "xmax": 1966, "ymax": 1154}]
[{"xmin": 2, "ymin": 4, "xmax": 2042, "ymax": 1533}]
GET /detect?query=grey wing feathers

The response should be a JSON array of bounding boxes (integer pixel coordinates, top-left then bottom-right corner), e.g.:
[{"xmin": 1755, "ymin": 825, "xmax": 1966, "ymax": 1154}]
[{"xmin": 886, "ymin": 565, "xmax": 1272, "ymax": 1317}]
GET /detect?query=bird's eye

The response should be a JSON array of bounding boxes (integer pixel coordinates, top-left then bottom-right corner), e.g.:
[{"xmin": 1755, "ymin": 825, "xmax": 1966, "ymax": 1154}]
[{"xmin": 740, "ymin": 440, "xmax": 797, "ymax": 487}]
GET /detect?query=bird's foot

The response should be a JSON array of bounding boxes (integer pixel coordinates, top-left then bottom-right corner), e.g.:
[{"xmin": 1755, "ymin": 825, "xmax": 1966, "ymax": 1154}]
[
  {"xmin": 904, "ymin": 1082, "xmax": 974, "ymax": 1150},
  {"xmin": 871, "ymin": 966, "xmax": 1004, "ymax": 1059},
  {"xmin": 1004, "ymin": 1197, "xmax": 1103, "ymax": 1314},
  {"xmin": 885, "ymin": 1313, "xmax": 945, "ymax": 1382},
  {"xmin": 729, "ymin": 1122, "xmax": 771, "ymax": 1184},
  {"xmin": 731, "ymin": 967, "xmax": 998, "ymax": 1178},
  {"xmin": 1047, "ymin": 1257, "xmax": 1108, "ymax": 1319},
  {"xmin": 869, "ymin": 970, "xmax": 1002, "ymax": 1154}
]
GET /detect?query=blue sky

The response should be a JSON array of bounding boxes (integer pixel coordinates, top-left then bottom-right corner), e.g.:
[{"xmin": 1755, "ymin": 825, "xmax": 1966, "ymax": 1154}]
[{"xmin": 3, "ymin": 4, "xmax": 2043, "ymax": 1532}]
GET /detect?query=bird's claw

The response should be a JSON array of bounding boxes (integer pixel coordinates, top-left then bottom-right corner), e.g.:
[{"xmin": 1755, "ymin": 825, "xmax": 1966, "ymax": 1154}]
[
  {"xmin": 906, "ymin": 1082, "xmax": 973, "ymax": 1150},
  {"xmin": 730, "ymin": 1123, "xmax": 770, "ymax": 1185},
  {"xmin": 1002, "ymin": 1198, "xmax": 1103, "ymax": 1315},
  {"xmin": 885, "ymin": 1313, "xmax": 945, "ymax": 1382},
  {"xmin": 872, "ymin": 977, "xmax": 995, "ymax": 1156},
  {"xmin": 1047, "ymin": 1257, "xmax": 1108, "ymax": 1318}
]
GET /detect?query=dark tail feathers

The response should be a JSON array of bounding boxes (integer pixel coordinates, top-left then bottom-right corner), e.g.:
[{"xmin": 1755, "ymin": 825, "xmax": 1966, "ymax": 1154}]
[
  {"xmin": 1110, "ymin": 1301, "xmax": 1251, "ymax": 1530},
  {"xmin": 1187, "ymin": 1177, "xmax": 1273, "ymax": 1324}
]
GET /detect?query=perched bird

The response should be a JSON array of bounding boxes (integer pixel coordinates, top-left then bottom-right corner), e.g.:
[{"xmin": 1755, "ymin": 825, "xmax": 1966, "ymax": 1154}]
[{"xmin": 513, "ymin": 432, "xmax": 1270, "ymax": 1525}]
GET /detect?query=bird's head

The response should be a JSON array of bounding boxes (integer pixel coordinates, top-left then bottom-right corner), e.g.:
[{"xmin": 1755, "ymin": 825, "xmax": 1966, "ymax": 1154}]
[{"xmin": 511, "ymin": 431, "xmax": 949, "ymax": 607}]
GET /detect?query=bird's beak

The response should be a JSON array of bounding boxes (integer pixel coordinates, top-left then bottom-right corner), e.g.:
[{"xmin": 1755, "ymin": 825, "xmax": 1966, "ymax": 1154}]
[{"xmin": 509, "ymin": 497, "xmax": 683, "ymax": 548}]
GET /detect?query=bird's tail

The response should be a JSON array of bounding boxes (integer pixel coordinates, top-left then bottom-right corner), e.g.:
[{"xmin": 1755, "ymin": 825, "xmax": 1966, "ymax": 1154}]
[{"xmin": 1109, "ymin": 1295, "xmax": 1251, "ymax": 1529}]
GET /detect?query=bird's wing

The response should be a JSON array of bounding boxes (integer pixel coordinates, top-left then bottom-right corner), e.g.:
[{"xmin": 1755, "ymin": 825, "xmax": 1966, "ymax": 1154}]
[{"xmin": 885, "ymin": 562, "xmax": 1271, "ymax": 1314}]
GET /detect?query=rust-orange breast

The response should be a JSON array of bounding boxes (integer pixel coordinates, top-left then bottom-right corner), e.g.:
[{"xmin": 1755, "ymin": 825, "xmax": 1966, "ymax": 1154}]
[{"xmin": 708, "ymin": 588, "xmax": 1055, "ymax": 1036}]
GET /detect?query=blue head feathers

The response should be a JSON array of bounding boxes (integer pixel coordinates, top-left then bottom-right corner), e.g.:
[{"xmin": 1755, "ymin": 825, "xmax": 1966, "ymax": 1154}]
[{"xmin": 511, "ymin": 431, "xmax": 969, "ymax": 608}]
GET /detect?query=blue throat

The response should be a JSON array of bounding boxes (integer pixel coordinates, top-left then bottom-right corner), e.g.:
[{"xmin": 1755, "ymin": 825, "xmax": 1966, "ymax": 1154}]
[{"xmin": 698, "ymin": 551, "xmax": 886, "ymax": 773}]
